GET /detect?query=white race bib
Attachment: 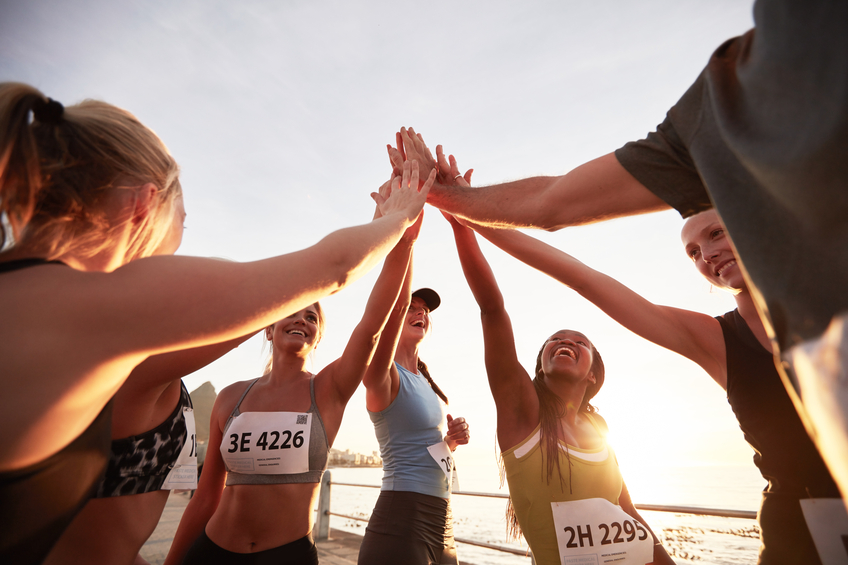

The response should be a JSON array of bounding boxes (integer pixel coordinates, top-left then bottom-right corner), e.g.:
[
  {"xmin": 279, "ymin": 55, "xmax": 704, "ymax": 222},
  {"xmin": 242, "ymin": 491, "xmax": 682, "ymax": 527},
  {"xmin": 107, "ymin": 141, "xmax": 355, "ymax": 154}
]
[
  {"xmin": 222, "ymin": 412, "xmax": 311, "ymax": 474},
  {"xmin": 800, "ymin": 498, "xmax": 848, "ymax": 565},
  {"xmin": 427, "ymin": 441, "xmax": 460, "ymax": 492},
  {"xmin": 161, "ymin": 407, "xmax": 198, "ymax": 490},
  {"xmin": 551, "ymin": 498, "xmax": 653, "ymax": 565}
]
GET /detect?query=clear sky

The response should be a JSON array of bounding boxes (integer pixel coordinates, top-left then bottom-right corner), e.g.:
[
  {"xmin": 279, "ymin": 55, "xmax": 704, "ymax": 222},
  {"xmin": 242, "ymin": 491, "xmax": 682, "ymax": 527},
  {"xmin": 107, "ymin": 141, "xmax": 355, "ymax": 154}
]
[{"xmin": 2, "ymin": 0, "xmax": 759, "ymax": 497}]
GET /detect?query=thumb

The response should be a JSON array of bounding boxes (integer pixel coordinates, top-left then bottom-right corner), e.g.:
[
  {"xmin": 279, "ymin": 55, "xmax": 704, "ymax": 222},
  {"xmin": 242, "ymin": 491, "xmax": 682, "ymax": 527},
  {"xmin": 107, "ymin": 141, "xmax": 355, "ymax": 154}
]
[
  {"xmin": 371, "ymin": 192, "xmax": 385, "ymax": 206},
  {"xmin": 446, "ymin": 414, "xmax": 453, "ymax": 424}
]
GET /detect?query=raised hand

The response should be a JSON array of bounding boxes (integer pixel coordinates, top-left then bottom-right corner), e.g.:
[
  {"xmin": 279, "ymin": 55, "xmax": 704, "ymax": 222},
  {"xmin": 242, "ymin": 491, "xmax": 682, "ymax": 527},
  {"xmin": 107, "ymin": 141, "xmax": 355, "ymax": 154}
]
[
  {"xmin": 445, "ymin": 414, "xmax": 470, "ymax": 451},
  {"xmin": 436, "ymin": 145, "xmax": 473, "ymax": 187},
  {"xmin": 372, "ymin": 178, "xmax": 393, "ymax": 220},
  {"xmin": 387, "ymin": 131, "xmax": 405, "ymax": 178},
  {"xmin": 372, "ymin": 160, "xmax": 435, "ymax": 223},
  {"xmin": 399, "ymin": 127, "xmax": 437, "ymax": 181}
]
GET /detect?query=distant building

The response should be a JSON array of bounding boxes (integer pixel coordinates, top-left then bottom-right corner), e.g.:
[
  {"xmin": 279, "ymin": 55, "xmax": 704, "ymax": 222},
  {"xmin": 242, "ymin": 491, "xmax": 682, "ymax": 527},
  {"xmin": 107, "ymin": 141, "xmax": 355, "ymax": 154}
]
[{"xmin": 329, "ymin": 448, "xmax": 381, "ymax": 468}]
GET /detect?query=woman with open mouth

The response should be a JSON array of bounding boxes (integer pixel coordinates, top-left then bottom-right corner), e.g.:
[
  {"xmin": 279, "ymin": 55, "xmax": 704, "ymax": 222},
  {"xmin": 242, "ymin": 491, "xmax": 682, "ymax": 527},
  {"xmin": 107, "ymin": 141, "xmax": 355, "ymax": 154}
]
[
  {"xmin": 164, "ymin": 165, "xmax": 429, "ymax": 565},
  {"xmin": 458, "ymin": 202, "xmax": 842, "ymax": 564},
  {"xmin": 445, "ymin": 207, "xmax": 672, "ymax": 565},
  {"xmin": 358, "ymin": 251, "xmax": 470, "ymax": 563}
]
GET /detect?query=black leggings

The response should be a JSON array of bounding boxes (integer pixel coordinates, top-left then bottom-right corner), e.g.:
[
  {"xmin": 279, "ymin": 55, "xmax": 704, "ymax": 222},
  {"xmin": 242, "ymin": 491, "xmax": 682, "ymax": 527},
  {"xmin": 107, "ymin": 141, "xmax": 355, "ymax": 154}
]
[
  {"xmin": 358, "ymin": 490, "xmax": 458, "ymax": 565},
  {"xmin": 182, "ymin": 530, "xmax": 318, "ymax": 565}
]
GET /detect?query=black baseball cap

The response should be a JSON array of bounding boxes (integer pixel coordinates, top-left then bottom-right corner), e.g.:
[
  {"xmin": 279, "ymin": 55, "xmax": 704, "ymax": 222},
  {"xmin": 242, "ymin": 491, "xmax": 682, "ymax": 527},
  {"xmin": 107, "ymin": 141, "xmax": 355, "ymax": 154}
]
[{"xmin": 411, "ymin": 288, "xmax": 440, "ymax": 312}]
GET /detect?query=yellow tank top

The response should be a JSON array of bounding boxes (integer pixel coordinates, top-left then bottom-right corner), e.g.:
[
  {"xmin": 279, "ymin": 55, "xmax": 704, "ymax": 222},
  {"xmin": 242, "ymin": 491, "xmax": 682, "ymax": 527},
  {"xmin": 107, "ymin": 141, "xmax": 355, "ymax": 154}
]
[{"xmin": 501, "ymin": 413, "xmax": 622, "ymax": 565}]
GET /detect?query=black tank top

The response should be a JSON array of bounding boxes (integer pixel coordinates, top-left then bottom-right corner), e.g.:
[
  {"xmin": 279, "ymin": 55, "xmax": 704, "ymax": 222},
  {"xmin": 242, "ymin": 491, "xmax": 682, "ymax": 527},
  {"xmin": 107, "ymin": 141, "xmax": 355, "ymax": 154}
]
[
  {"xmin": 718, "ymin": 309, "xmax": 838, "ymax": 495},
  {"xmin": 0, "ymin": 258, "xmax": 113, "ymax": 565}
]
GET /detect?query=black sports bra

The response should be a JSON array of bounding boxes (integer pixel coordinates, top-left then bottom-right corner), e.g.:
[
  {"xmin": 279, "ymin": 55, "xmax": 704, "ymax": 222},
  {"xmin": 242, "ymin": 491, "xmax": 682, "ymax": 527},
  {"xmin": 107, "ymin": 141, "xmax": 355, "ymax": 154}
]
[{"xmin": 0, "ymin": 258, "xmax": 113, "ymax": 564}]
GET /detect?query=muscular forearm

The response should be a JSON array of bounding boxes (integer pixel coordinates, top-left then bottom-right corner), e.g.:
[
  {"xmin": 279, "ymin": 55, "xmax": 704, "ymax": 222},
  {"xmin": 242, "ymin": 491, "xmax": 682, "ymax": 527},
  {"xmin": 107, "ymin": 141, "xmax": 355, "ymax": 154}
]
[{"xmin": 428, "ymin": 153, "xmax": 668, "ymax": 231}]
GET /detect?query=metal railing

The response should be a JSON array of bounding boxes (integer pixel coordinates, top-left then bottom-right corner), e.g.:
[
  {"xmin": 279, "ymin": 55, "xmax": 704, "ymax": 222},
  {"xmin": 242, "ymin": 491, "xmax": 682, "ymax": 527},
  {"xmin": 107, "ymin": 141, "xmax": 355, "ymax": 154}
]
[{"xmin": 314, "ymin": 470, "xmax": 757, "ymax": 562}]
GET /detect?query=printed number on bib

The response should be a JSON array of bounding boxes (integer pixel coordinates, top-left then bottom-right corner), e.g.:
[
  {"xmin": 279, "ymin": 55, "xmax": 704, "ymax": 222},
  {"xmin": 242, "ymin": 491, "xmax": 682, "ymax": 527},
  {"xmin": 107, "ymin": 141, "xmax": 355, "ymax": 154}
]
[
  {"xmin": 427, "ymin": 441, "xmax": 460, "ymax": 492},
  {"xmin": 161, "ymin": 407, "xmax": 198, "ymax": 490},
  {"xmin": 552, "ymin": 498, "xmax": 653, "ymax": 565},
  {"xmin": 799, "ymin": 498, "xmax": 848, "ymax": 565},
  {"xmin": 222, "ymin": 412, "xmax": 311, "ymax": 474}
]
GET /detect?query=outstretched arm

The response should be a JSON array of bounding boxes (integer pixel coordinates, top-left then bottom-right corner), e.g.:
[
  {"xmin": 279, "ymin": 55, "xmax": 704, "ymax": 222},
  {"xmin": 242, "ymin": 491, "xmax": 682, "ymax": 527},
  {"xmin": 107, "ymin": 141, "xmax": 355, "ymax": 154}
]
[
  {"xmin": 399, "ymin": 127, "xmax": 667, "ymax": 230},
  {"xmin": 445, "ymin": 213, "xmax": 539, "ymax": 450},
  {"xmin": 361, "ymin": 251, "xmax": 412, "ymax": 413},
  {"xmin": 475, "ymin": 226, "xmax": 727, "ymax": 388},
  {"xmin": 2, "ymin": 160, "xmax": 431, "ymax": 474},
  {"xmin": 321, "ymin": 166, "xmax": 427, "ymax": 409},
  {"xmin": 125, "ymin": 333, "xmax": 256, "ymax": 390},
  {"xmin": 472, "ymin": 224, "xmax": 727, "ymax": 387}
]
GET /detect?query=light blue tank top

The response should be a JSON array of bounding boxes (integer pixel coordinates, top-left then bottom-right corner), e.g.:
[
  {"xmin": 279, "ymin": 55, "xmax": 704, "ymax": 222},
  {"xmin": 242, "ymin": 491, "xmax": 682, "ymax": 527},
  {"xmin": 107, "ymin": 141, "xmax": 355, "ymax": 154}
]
[{"xmin": 368, "ymin": 362, "xmax": 449, "ymax": 498}]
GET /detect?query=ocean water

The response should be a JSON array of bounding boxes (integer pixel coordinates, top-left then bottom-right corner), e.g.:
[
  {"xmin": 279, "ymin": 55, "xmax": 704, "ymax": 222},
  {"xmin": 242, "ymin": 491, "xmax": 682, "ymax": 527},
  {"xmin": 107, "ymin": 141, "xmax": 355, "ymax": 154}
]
[{"xmin": 323, "ymin": 463, "xmax": 765, "ymax": 565}]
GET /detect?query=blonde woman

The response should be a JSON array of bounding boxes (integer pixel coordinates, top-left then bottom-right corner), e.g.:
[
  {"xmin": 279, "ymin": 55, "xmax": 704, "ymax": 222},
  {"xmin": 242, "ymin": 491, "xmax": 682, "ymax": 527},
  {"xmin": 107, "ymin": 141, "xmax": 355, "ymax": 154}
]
[
  {"xmin": 0, "ymin": 82, "xmax": 429, "ymax": 565},
  {"xmin": 164, "ymin": 165, "xmax": 427, "ymax": 565}
]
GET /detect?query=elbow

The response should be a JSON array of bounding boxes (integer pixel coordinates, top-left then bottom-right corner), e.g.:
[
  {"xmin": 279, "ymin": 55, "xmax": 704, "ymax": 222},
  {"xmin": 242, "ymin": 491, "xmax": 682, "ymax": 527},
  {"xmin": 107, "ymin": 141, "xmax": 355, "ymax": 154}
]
[
  {"xmin": 323, "ymin": 248, "xmax": 361, "ymax": 295},
  {"xmin": 393, "ymin": 293, "xmax": 411, "ymax": 315}
]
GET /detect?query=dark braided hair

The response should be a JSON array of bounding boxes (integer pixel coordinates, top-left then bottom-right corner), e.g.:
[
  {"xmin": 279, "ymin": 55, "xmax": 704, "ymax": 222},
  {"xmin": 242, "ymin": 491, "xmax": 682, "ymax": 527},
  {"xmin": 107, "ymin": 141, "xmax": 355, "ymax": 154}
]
[
  {"xmin": 504, "ymin": 332, "xmax": 605, "ymax": 541},
  {"xmin": 417, "ymin": 358, "xmax": 448, "ymax": 405}
]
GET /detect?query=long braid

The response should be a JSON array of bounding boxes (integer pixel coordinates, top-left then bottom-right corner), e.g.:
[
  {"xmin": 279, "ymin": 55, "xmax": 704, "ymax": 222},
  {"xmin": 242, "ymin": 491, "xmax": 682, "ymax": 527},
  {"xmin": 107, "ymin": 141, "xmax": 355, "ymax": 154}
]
[{"xmin": 417, "ymin": 358, "xmax": 448, "ymax": 405}]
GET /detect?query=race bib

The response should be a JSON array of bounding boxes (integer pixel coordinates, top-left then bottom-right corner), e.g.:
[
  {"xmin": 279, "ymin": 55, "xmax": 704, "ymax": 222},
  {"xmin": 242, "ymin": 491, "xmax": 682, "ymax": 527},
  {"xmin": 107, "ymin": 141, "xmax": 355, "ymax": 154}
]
[
  {"xmin": 161, "ymin": 407, "xmax": 198, "ymax": 490},
  {"xmin": 427, "ymin": 441, "xmax": 460, "ymax": 492},
  {"xmin": 800, "ymin": 498, "xmax": 848, "ymax": 565},
  {"xmin": 222, "ymin": 412, "xmax": 311, "ymax": 474},
  {"xmin": 551, "ymin": 498, "xmax": 653, "ymax": 565}
]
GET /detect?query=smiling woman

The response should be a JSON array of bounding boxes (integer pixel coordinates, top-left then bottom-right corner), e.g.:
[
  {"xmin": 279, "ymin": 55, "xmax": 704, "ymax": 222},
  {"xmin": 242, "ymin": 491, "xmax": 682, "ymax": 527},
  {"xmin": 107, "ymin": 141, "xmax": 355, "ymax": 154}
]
[
  {"xmin": 162, "ymin": 165, "xmax": 432, "ymax": 565},
  {"xmin": 462, "ymin": 205, "xmax": 845, "ymax": 564},
  {"xmin": 0, "ymin": 82, "xmax": 430, "ymax": 565},
  {"xmin": 446, "ymin": 209, "xmax": 672, "ymax": 565}
]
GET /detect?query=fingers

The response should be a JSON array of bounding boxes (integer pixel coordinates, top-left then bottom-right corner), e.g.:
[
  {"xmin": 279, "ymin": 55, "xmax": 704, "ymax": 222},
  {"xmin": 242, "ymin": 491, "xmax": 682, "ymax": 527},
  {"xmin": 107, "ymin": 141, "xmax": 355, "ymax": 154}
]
[
  {"xmin": 437, "ymin": 145, "xmax": 449, "ymax": 171},
  {"xmin": 396, "ymin": 131, "xmax": 406, "ymax": 162},
  {"xmin": 420, "ymin": 169, "xmax": 436, "ymax": 196},
  {"xmin": 387, "ymin": 145, "xmax": 404, "ymax": 176},
  {"xmin": 410, "ymin": 160, "xmax": 420, "ymax": 190},
  {"xmin": 447, "ymin": 416, "xmax": 468, "ymax": 433},
  {"xmin": 400, "ymin": 160, "xmax": 413, "ymax": 189},
  {"xmin": 400, "ymin": 127, "xmax": 435, "ymax": 170},
  {"xmin": 448, "ymin": 154, "xmax": 461, "ymax": 178},
  {"xmin": 447, "ymin": 415, "xmax": 470, "ymax": 445},
  {"xmin": 378, "ymin": 178, "xmax": 393, "ymax": 199},
  {"xmin": 377, "ymin": 160, "xmax": 429, "ymax": 221}
]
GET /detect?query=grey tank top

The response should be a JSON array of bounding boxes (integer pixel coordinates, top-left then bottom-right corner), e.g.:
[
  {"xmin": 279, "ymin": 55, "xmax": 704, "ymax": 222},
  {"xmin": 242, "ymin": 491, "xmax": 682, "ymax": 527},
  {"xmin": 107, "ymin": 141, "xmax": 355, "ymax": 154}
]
[{"xmin": 222, "ymin": 376, "xmax": 329, "ymax": 485}]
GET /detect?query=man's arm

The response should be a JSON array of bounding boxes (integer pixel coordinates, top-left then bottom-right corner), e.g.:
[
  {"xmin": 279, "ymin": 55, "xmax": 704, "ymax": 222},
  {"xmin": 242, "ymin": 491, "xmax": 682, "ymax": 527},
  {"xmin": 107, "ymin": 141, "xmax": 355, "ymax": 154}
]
[{"xmin": 426, "ymin": 152, "xmax": 668, "ymax": 230}]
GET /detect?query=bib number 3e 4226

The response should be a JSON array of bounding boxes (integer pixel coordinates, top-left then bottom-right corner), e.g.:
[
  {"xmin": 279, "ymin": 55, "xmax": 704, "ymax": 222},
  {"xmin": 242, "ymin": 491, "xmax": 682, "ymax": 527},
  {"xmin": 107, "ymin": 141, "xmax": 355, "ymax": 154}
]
[
  {"xmin": 222, "ymin": 412, "xmax": 311, "ymax": 474},
  {"xmin": 552, "ymin": 498, "xmax": 653, "ymax": 565}
]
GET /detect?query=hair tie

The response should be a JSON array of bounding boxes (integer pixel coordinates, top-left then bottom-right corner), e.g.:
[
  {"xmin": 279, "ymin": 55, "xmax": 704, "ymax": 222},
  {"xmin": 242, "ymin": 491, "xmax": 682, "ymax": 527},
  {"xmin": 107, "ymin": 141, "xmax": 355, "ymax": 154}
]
[{"xmin": 33, "ymin": 97, "xmax": 64, "ymax": 124}]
